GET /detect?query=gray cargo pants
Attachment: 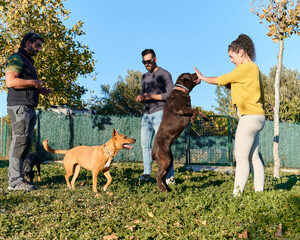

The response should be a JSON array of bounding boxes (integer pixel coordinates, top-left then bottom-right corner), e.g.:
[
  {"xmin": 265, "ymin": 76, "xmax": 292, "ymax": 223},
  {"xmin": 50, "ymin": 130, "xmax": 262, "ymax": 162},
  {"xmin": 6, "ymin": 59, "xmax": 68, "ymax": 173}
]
[{"xmin": 7, "ymin": 105, "xmax": 36, "ymax": 187}]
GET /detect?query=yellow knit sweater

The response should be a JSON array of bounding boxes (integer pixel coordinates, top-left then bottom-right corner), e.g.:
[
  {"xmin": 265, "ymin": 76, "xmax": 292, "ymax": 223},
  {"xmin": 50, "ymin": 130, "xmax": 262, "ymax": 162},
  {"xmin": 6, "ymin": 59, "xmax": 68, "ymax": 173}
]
[{"xmin": 216, "ymin": 61, "xmax": 265, "ymax": 115}]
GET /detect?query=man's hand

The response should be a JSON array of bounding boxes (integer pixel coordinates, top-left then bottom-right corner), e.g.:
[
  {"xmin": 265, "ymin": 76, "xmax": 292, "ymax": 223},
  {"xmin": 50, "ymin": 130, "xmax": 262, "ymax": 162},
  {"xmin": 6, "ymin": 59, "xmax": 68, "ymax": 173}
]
[
  {"xmin": 34, "ymin": 79, "xmax": 44, "ymax": 89},
  {"xmin": 143, "ymin": 93, "xmax": 152, "ymax": 100},
  {"xmin": 136, "ymin": 95, "xmax": 145, "ymax": 102},
  {"xmin": 38, "ymin": 87, "xmax": 53, "ymax": 95}
]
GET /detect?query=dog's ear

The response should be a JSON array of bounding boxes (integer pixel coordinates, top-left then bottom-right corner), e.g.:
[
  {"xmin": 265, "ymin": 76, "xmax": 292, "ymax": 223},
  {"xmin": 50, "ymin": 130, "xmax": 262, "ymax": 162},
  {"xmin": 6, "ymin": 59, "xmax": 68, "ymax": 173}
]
[
  {"xmin": 112, "ymin": 128, "xmax": 118, "ymax": 137},
  {"xmin": 191, "ymin": 73, "xmax": 198, "ymax": 81}
]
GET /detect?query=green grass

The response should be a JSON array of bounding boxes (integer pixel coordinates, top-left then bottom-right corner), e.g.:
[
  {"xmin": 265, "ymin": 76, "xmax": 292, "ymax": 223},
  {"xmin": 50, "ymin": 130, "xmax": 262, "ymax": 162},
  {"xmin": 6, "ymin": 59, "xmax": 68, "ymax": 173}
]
[{"xmin": 0, "ymin": 160, "xmax": 299, "ymax": 240}]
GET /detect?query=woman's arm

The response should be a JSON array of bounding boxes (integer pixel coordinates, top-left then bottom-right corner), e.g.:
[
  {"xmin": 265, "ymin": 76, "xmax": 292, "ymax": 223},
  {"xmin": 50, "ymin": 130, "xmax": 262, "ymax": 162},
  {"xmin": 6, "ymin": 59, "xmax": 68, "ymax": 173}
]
[{"xmin": 193, "ymin": 66, "xmax": 218, "ymax": 85}]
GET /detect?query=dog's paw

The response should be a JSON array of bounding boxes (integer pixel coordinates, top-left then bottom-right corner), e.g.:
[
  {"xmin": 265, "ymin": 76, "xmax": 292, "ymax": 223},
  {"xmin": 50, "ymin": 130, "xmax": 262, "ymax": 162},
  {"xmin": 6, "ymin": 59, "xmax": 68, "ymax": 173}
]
[
  {"xmin": 159, "ymin": 187, "xmax": 168, "ymax": 193},
  {"xmin": 95, "ymin": 193, "xmax": 101, "ymax": 198}
]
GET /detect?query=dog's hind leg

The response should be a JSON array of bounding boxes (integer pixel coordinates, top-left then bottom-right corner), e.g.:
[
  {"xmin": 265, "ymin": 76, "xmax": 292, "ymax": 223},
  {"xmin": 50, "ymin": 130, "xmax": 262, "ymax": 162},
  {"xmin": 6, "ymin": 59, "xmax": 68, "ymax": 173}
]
[
  {"xmin": 153, "ymin": 149, "xmax": 166, "ymax": 191},
  {"xmin": 163, "ymin": 149, "xmax": 174, "ymax": 181},
  {"xmin": 36, "ymin": 163, "xmax": 41, "ymax": 182},
  {"xmin": 64, "ymin": 157, "xmax": 75, "ymax": 189},
  {"xmin": 156, "ymin": 152, "xmax": 172, "ymax": 192},
  {"xmin": 156, "ymin": 168, "xmax": 168, "ymax": 192},
  {"xmin": 70, "ymin": 164, "xmax": 81, "ymax": 189},
  {"xmin": 102, "ymin": 170, "xmax": 112, "ymax": 192}
]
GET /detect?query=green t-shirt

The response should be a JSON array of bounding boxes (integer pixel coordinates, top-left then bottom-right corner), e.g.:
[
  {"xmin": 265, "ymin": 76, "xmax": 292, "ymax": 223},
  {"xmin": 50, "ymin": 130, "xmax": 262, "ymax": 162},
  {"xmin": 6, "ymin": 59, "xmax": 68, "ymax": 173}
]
[{"xmin": 5, "ymin": 54, "xmax": 23, "ymax": 73}]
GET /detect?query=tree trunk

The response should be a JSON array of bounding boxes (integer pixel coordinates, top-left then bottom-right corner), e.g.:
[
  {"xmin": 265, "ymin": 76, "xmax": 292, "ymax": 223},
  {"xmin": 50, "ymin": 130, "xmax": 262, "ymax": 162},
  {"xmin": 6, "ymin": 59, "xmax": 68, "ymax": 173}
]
[{"xmin": 273, "ymin": 39, "xmax": 284, "ymax": 179}]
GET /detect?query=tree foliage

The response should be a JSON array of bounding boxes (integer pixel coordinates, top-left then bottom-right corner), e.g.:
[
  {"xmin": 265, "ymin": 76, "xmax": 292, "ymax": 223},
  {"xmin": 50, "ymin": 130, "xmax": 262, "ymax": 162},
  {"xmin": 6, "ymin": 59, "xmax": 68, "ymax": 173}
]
[
  {"xmin": 0, "ymin": 0, "xmax": 95, "ymax": 109},
  {"xmin": 263, "ymin": 66, "xmax": 300, "ymax": 122},
  {"xmin": 251, "ymin": 0, "xmax": 300, "ymax": 42},
  {"xmin": 88, "ymin": 70, "xmax": 144, "ymax": 116},
  {"xmin": 214, "ymin": 85, "xmax": 237, "ymax": 118}
]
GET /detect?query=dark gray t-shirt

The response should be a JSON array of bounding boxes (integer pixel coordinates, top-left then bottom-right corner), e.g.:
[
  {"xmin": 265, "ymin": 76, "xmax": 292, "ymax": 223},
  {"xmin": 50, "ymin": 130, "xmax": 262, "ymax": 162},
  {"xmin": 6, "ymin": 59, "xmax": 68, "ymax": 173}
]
[{"xmin": 141, "ymin": 67, "xmax": 173, "ymax": 114}]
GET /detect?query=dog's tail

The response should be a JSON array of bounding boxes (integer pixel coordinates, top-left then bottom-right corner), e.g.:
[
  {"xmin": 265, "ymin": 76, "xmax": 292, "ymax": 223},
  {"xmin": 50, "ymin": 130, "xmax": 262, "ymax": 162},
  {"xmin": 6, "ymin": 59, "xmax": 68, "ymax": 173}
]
[{"xmin": 42, "ymin": 139, "xmax": 68, "ymax": 155}]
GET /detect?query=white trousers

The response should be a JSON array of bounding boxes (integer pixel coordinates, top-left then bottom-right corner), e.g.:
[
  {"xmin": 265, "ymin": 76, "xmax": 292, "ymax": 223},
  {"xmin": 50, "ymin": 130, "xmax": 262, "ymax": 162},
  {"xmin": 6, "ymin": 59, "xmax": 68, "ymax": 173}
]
[{"xmin": 233, "ymin": 114, "xmax": 265, "ymax": 196}]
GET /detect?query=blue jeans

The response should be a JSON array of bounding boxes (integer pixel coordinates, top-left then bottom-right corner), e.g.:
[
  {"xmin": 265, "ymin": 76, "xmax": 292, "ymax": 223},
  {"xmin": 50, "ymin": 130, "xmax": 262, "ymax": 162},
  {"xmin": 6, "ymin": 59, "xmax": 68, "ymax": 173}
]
[{"xmin": 141, "ymin": 110, "xmax": 174, "ymax": 178}]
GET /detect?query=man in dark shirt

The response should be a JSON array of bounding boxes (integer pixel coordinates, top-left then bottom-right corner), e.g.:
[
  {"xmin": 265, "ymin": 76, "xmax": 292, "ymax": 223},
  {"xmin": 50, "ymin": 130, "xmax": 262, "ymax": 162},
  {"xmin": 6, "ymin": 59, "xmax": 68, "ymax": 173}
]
[
  {"xmin": 5, "ymin": 32, "xmax": 52, "ymax": 191},
  {"xmin": 136, "ymin": 49, "xmax": 175, "ymax": 184}
]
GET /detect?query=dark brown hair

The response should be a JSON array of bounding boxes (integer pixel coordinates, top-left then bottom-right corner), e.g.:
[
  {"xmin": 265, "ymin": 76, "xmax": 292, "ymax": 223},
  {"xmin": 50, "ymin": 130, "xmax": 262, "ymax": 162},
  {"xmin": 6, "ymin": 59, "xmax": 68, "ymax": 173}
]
[
  {"xmin": 228, "ymin": 34, "xmax": 256, "ymax": 61},
  {"xmin": 141, "ymin": 49, "xmax": 156, "ymax": 58},
  {"xmin": 20, "ymin": 32, "xmax": 45, "ymax": 49}
]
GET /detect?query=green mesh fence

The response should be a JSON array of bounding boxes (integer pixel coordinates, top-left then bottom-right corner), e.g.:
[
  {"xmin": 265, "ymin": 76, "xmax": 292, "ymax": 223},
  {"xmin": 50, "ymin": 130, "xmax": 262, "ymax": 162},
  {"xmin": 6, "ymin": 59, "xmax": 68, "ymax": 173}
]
[
  {"xmin": 259, "ymin": 121, "xmax": 300, "ymax": 168},
  {"xmin": 186, "ymin": 115, "xmax": 238, "ymax": 166},
  {"xmin": 1, "ymin": 113, "xmax": 299, "ymax": 169},
  {"xmin": 35, "ymin": 110, "xmax": 188, "ymax": 163},
  {"xmin": 36, "ymin": 111, "xmax": 142, "ymax": 162},
  {"xmin": 0, "ymin": 120, "xmax": 12, "ymax": 158}
]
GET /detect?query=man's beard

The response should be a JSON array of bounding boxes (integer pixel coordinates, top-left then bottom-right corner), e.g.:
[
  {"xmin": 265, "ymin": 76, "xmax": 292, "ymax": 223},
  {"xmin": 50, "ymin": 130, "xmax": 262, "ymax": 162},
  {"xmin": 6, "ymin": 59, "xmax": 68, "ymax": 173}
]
[
  {"xmin": 148, "ymin": 63, "xmax": 157, "ymax": 72},
  {"xmin": 27, "ymin": 46, "xmax": 38, "ymax": 56}
]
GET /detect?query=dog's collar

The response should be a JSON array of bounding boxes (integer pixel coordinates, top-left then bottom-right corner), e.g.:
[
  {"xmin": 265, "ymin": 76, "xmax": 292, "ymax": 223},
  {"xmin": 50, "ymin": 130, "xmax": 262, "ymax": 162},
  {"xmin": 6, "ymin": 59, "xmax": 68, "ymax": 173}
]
[
  {"xmin": 104, "ymin": 144, "xmax": 113, "ymax": 158},
  {"xmin": 174, "ymin": 84, "xmax": 189, "ymax": 93}
]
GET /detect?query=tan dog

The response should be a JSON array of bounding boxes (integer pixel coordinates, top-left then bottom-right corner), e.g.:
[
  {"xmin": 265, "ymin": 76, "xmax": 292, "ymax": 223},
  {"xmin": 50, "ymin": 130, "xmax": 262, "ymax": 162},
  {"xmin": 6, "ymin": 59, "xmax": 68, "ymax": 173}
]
[{"xmin": 43, "ymin": 128, "xmax": 136, "ymax": 193}]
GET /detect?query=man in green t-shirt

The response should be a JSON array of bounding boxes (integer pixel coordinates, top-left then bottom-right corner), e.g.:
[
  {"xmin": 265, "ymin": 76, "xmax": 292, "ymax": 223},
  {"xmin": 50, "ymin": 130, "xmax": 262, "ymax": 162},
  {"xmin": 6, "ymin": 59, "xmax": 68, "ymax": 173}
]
[{"xmin": 5, "ymin": 32, "xmax": 52, "ymax": 191}]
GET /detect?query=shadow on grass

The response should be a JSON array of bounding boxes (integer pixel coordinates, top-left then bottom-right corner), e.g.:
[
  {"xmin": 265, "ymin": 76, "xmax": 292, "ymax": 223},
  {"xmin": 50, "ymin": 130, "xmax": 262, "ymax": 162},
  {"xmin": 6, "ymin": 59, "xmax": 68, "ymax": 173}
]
[
  {"xmin": 116, "ymin": 166, "xmax": 141, "ymax": 177},
  {"xmin": 181, "ymin": 179, "xmax": 226, "ymax": 192},
  {"xmin": 40, "ymin": 175, "xmax": 66, "ymax": 187},
  {"xmin": 288, "ymin": 195, "xmax": 300, "ymax": 211},
  {"xmin": 177, "ymin": 166, "xmax": 193, "ymax": 173},
  {"xmin": 275, "ymin": 175, "xmax": 300, "ymax": 191},
  {"xmin": 0, "ymin": 194, "xmax": 41, "ymax": 209}
]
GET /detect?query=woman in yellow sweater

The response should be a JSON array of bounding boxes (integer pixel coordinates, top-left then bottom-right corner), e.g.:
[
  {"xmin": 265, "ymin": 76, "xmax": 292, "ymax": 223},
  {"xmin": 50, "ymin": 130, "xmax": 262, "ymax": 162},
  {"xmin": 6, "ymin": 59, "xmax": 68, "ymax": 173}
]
[{"xmin": 194, "ymin": 34, "xmax": 265, "ymax": 196}]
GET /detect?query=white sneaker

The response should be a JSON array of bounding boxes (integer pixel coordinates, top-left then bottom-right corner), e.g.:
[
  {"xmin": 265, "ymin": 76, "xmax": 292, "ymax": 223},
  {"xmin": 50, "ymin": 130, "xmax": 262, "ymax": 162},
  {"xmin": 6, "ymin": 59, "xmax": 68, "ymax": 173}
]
[
  {"xmin": 166, "ymin": 178, "xmax": 175, "ymax": 185},
  {"xmin": 7, "ymin": 180, "xmax": 36, "ymax": 191}
]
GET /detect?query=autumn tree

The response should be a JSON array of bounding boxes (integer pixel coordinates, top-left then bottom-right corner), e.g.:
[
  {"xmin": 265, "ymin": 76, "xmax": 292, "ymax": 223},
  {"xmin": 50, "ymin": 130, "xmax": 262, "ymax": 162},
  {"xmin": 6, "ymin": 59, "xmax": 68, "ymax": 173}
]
[
  {"xmin": 88, "ymin": 70, "xmax": 144, "ymax": 116},
  {"xmin": 0, "ymin": 0, "xmax": 95, "ymax": 109},
  {"xmin": 251, "ymin": 0, "xmax": 300, "ymax": 178}
]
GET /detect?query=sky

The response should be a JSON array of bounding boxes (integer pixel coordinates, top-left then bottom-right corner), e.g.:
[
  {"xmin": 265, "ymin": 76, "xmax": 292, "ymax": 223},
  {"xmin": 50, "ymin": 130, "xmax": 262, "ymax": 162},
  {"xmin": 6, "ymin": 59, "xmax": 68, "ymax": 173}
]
[{"xmin": 0, "ymin": 0, "xmax": 299, "ymax": 117}]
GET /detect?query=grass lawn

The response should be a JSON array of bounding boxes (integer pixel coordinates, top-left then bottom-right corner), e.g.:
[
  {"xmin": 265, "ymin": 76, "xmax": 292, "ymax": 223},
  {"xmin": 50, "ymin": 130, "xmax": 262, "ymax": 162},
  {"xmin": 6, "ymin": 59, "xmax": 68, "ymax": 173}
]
[{"xmin": 0, "ymin": 159, "xmax": 299, "ymax": 239}]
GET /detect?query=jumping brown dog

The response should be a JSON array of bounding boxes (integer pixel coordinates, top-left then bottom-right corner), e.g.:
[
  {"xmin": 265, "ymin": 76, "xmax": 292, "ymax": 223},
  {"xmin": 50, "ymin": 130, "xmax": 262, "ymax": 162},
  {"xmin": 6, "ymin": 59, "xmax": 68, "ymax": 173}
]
[
  {"xmin": 43, "ymin": 128, "xmax": 136, "ymax": 193},
  {"xmin": 152, "ymin": 73, "xmax": 208, "ymax": 192}
]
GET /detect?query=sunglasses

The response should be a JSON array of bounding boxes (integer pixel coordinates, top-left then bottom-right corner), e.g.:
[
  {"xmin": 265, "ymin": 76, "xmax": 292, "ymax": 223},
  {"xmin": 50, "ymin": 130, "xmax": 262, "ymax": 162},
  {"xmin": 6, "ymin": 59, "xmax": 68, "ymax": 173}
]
[{"xmin": 142, "ymin": 59, "xmax": 155, "ymax": 65}]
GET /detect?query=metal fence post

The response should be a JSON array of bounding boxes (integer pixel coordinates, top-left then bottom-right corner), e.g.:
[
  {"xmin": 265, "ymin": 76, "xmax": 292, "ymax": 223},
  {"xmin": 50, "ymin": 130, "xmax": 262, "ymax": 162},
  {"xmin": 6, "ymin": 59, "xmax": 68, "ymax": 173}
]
[
  {"xmin": 3, "ymin": 122, "xmax": 7, "ymax": 157},
  {"xmin": 0, "ymin": 118, "xmax": 2, "ymax": 157},
  {"xmin": 185, "ymin": 123, "xmax": 191, "ymax": 165},
  {"xmin": 226, "ymin": 116, "xmax": 233, "ymax": 165},
  {"xmin": 36, "ymin": 109, "xmax": 41, "ymax": 155}
]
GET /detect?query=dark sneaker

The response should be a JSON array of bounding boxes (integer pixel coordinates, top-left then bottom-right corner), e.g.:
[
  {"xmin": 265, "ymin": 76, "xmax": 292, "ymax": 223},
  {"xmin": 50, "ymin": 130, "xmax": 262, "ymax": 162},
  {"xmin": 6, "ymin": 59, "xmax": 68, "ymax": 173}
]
[
  {"xmin": 7, "ymin": 180, "xmax": 37, "ymax": 191},
  {"xmin": 139, "ymin": 174, "xmax": 152, "ymax": 182}
]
